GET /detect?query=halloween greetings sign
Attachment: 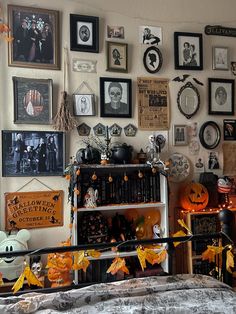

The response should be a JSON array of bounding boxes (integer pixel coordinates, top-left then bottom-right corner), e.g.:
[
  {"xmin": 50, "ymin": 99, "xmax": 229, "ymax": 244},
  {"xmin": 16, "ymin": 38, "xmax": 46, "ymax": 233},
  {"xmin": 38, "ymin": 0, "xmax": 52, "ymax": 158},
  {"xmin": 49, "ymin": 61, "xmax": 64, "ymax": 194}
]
[{"xmin": 5, "ymin": 190, "xmax": 63, "ymax": 230}]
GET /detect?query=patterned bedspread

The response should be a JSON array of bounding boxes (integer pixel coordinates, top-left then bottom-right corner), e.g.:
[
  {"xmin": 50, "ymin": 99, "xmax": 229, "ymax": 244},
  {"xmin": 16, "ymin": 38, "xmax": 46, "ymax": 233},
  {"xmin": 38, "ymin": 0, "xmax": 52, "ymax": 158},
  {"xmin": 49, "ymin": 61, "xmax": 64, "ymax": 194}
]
[{"xmin": 0, "ymin": 274, "xmax": 235, "ymax": 314}]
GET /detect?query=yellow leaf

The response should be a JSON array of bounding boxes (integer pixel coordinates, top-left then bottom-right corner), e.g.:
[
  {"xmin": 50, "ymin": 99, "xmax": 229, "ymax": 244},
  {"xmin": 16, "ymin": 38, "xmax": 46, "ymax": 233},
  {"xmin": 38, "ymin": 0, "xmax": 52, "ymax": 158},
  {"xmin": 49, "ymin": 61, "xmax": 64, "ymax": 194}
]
[
  {"xmin": 172, "ymin": 230, "xmax": 187, "ymax": 247},
  {"xmin": 145, "ymin": 248, "xmax": 160, "ymax": 265},
  {"xmin": 24, "ymin": 266, "xmax": 43, "ymax": 288},
  {"xmin": 177, "ymin": 219, "xmax": 192, "ymax": 234},
  {"xmin": 155, "ymin": 249, "xmax": 167, "ymax": 264},
  {"xmin": 202, "ymin": 247, "xmax": 216, "ymax": 263},
  {"xmin": 226, "ymin": 250, "xmax": 234, "ymax": 274},
  {"xmin": 87, "ymin": 249, "xmax": 101, "ymax": 258},
  {"xmin": 136, "ymin": 246, "xmax": 147, "ymax": 271},
  {"xmin": 12, "ymin": 272, "xmax": 25, "ymax": 294},
  {"xmin": 120, "ymin": 265, "xmax": 130, "ymax": 275},
  {"xmin": 208, "ymin": 245, "xmax": 223, "ymax": 255},
  {"xmin": 73, "ymin": 251, "xmax": 85, "ymax": 265},
  {"xmin": 107, "ymin": 257, "xmax": 127, "ymax": 275},
  {"xmin": 73, "ymin": 257, "xmax": 90, "ymax": 272}
]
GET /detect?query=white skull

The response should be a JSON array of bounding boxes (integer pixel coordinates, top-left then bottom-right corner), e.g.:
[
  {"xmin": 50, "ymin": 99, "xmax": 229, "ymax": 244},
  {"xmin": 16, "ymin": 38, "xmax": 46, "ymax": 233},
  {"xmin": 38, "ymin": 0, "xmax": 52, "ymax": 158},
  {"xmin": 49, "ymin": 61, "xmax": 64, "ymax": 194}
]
[{"xmin": 31, "ymin": 261, "xmax": 42, "ymax": 277}]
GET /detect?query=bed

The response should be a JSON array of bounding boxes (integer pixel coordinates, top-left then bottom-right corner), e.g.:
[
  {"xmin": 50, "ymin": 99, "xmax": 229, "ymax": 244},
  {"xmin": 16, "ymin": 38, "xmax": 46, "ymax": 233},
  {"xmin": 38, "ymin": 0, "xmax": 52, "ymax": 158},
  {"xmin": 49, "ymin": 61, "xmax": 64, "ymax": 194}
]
[{"xmin": 0, "ymin": 274, "xmax": 235, "ymax": 313}]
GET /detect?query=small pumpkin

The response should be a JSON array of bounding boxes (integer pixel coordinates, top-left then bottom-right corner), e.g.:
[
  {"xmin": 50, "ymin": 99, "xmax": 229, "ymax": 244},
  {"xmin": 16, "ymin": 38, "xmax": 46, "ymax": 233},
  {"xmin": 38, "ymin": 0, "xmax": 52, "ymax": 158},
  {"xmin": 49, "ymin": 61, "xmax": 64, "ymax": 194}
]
[{"xmin": 180, "ymin": 182, "xmax": 209, "ymax": 211}]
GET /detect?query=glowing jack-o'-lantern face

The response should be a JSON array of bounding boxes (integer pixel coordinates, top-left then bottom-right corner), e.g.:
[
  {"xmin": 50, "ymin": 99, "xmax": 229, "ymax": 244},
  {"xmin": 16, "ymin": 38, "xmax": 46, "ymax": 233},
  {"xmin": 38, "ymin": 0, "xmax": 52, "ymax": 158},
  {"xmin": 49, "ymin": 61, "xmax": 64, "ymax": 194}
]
[{"xmin": 180, "ymin": 182, "xmax": 209, "ymax": 211}]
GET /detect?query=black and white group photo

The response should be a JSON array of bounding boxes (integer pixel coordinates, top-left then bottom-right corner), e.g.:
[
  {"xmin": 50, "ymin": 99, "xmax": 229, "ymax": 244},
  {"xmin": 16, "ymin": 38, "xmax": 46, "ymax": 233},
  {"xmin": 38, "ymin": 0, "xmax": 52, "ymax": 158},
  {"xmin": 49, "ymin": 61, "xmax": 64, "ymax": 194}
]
[{"xmin": 2, "ymin": 131, "xmax": 65, "ymax": 177}]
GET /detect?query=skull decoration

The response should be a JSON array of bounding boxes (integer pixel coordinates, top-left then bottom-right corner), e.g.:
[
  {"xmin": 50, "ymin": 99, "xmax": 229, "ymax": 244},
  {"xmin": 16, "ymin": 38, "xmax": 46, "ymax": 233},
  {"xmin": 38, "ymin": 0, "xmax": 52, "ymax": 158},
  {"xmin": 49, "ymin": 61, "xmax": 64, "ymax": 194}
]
[
  {"xmin": 31, "ymin": 256, "xmax": 42, "ymax": 278},
  {"xmin": 0, "ymin": 229, "xmax": 31, "ymax": 280}
]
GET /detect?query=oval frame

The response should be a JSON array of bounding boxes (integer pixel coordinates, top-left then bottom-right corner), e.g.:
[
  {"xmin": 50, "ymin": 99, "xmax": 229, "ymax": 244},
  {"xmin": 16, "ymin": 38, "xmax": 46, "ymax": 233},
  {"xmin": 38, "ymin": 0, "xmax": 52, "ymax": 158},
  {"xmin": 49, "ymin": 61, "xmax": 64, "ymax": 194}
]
[
  {"xmin": 177, "ymin": 82, "xmax": 200, "ymax": 119},
  {"xmin": 143, "ymin": 46, "xmax": 163, "ymax": 73},
  {"xmin": 199, "ymin": 121, "xmax": 221, "ymax": 149}
]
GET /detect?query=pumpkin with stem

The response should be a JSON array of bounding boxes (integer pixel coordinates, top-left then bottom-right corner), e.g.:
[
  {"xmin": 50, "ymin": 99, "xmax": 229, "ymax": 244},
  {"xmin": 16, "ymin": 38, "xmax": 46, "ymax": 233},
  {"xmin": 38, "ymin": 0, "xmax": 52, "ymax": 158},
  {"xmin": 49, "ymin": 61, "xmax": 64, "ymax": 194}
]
[{"xmin": 180, "ymin": 182, "xmax": 209, "ymax": 211}]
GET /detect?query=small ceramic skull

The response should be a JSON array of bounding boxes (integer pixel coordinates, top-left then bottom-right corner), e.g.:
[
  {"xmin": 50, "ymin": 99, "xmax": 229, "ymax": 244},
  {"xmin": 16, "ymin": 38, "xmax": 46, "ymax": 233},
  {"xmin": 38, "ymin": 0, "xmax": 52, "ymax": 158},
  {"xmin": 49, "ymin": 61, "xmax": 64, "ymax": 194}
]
[{"xmin": 31, "ymin": 261, "xmax": 43, "ymax": 278}]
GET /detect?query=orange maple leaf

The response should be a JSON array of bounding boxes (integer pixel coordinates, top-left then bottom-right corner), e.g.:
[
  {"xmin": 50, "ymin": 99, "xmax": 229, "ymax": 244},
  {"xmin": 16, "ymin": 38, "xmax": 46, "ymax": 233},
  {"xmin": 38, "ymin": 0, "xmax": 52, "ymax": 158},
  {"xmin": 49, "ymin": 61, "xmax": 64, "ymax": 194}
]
[{"xmin": 107, "ymin": 257, "xmax": 129, "ymax": 275}]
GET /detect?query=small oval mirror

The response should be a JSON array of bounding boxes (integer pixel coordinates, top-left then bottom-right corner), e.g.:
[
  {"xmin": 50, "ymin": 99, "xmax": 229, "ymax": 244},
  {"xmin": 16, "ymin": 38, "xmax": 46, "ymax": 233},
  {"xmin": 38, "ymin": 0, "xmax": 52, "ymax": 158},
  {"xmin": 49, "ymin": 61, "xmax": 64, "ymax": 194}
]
[{"xmin": 177, "ymin": 82, "xmax": 200, "ymax": 119}]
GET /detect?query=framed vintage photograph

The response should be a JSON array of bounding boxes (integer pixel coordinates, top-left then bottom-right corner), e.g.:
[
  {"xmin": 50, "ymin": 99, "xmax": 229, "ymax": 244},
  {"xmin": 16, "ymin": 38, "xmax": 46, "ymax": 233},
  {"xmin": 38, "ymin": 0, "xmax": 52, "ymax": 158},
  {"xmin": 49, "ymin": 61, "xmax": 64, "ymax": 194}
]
[
  {"xmin": 139, "ymin": 25, "xmax": 162, "ymax": 45},
  {"xmin": 70, "ymin": 14, "xmax": 99, "ymax": 53},
  {"xmin": 223, "ymin": 119, "xmax": 236, "ymax": 140},
  {"xmin": 107, "ymin": 25, "xmax": 124, "ymax": 39},
  {"xmin": 8, "ymin": 5, "xmax": 60, "ymax": 70},
  {"xmin": 173, "ymin": 124, "xmax": 188, "ymax": 146},
  {"xmin": 143, "ymin": 46, "xmax": 162, "ymax": 73},
  {"xmin": 174, "ymin": 32, "xmax": 203, "ymax": 70},
  {"xmin": 199, "ymin": 121, "xmax": 221, "ymax": 150},
  {"xmin": 2, "ymin": 131, "xmax": 65, "ymax": 177},
  {"xmin": 13, "ymin": 76, "xmax": 53, "ymax": 124},
  {"xmin": 213, "ymin": 47, "xmax": 229, "ymax": 70},
  {"xmin": 100, "ymin": 77, "xmax": 132, "ymax": 118},
  {"xmin": 73, "ymin": 94, "xmax": 95, "ymax": 116},
  {"xmin": 208, "ymin": 78, "xmax": 235, "ymax": 115},
  {"xmin": 106, "ymin": 41, "xmax": 128, "ymax": 72}
]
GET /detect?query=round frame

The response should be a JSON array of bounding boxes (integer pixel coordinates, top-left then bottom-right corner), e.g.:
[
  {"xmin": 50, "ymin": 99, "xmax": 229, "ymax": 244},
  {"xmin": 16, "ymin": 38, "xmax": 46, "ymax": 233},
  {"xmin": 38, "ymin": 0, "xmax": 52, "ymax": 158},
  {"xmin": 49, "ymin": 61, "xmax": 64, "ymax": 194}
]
[
  {"xmin": 143, "ymin": 46, "xmax": 163, "ymax": 73},
  {"xmin": 199, "ymin": 121, "xmax": 221, "ymax": 149},
  {"xmin": 177, "ymin": 82, "xmax": 200, "ymax": 119}
]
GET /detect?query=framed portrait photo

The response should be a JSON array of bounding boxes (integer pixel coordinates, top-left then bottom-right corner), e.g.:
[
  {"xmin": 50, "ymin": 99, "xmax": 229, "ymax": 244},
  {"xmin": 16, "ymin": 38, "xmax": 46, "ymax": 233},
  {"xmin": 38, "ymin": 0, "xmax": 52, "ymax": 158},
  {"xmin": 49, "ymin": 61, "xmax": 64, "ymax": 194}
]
[
  {"xmin": 8, "ymin": 5, "xmax": 60, "ymax": 70},
  {"xmin": 199, "ymin": 121, "xmax": 221, "ymax": 150},
  {"xmin": 213, "ymin": 47, "xmax": 229, "ymax": 70},
  {"xmin": 100, "ymin": 77, "xmax": 132, "ymax": 118},
  {"xmin": 173, "ymin": 124, "xmax": 188, "ymax": 146},
  {"xmin": 2, "ymin": 130, "xmax": 65, "ymax": 177},
  {"xmin": 13, "ymin": 76, "xmax": 52, "ymax": 124},
  {"xmin": 73, "ymin": 94, "xmax": 95, "ymax": 116},
  {"xmin": 70, "ymin": 14, "xmax": 99, "ymax": 53},
  {"xmin": 174, "ymin": 32, "xmax": 203, "ymax": 70},
  {"xmin": 106, "ymin": 41, "xmax": 128, "ymax": 72},
  {"xmin": 208, "ymin": 78, "xmax": 235, "ymax": 115}
]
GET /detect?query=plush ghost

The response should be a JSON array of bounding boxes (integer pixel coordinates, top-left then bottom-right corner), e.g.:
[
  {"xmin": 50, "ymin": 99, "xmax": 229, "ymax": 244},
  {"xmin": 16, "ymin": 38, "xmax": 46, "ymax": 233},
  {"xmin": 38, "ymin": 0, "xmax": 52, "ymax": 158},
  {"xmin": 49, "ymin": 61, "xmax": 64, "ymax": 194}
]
[{"xmin": 0, "ymin": 229, "xmax": 31, "ymax": 280}]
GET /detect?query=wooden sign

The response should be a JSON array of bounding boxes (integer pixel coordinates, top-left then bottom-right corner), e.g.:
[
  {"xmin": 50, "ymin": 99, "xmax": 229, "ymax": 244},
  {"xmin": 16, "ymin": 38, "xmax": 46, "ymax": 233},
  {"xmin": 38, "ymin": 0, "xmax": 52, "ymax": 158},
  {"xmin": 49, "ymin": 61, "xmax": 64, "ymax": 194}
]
[
  {"xmin": 5, "ymin": 190, "xmax": 63, "ymax": 230},
  {"xmin": 137, "ymin": 77, "xmax": 169, "ymax": 130},
  {"xmin": 205, "ymin": 25, "xmax": 236, "ymax": 37}
]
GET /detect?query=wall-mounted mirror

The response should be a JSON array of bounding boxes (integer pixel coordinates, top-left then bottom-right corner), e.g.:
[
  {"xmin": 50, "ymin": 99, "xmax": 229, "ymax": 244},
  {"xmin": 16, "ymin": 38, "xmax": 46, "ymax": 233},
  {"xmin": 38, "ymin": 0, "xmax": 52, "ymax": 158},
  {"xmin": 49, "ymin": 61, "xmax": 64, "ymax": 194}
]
[{"xmin": 177, "ymin": 82, "xmax": 200, "ymax": 119}]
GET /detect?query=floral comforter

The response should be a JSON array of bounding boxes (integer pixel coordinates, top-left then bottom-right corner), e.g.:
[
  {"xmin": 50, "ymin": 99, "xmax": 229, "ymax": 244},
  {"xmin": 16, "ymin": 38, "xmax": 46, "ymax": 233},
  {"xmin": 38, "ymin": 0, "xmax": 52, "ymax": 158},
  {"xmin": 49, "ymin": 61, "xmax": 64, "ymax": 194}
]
[{"xmin": 0, "ymin": 274, "xmax": 235, "ymax": 314}]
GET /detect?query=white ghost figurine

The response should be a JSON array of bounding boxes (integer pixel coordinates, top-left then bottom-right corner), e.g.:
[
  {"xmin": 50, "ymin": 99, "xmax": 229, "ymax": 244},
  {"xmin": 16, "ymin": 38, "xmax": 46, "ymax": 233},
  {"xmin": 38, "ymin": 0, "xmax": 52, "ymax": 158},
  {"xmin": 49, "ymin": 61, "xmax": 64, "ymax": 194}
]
[{"xmin": 84, "ymin": 187, "xmax": 98, "ymax": 208}]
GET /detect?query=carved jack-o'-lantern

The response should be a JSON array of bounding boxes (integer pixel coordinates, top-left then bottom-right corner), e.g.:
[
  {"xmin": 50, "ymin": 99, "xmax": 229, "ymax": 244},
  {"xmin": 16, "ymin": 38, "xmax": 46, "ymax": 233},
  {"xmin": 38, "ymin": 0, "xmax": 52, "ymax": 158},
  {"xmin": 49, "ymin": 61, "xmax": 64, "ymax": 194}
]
[{"xmin": 180, "ymin": 182, "xmax": 209, "ymax": 211}]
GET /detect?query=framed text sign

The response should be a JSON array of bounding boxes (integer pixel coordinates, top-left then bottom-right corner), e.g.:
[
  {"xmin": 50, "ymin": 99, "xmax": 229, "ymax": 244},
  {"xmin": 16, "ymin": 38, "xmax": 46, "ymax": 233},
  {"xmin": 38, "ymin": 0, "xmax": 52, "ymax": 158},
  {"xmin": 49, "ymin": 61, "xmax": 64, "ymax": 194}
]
[{"xmin": 5, "ymin": 190, "xmax": 63, "ymax": 230}]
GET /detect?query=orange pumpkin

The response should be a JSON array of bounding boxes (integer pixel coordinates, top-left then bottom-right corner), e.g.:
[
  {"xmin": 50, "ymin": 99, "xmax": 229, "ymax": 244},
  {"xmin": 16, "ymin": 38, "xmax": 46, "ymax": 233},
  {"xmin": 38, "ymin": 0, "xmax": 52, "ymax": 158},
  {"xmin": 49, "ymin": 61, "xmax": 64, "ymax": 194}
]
[{"xmin": 180, "ymin": 182, "xmax": 209, "ymax": 211}]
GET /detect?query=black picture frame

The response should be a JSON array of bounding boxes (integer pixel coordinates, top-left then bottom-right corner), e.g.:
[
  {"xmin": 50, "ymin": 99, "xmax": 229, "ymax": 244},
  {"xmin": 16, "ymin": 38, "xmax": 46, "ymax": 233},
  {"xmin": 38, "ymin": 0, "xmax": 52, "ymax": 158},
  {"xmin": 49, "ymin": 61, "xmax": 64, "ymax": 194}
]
[
  {"xmin": 208, "ymin": 78, "xmax": 235, "ymax": 115},
  {"xmin": 199, "ymin": 121, "xmax": 221, "ymax": 149},
  {"xmin": 70, "ymin": 14, "xmax": 99, "ymax": 53},
  {"xmin": 143, "ymin": 46, "xmax": 162, "ymax": 73},
  {"xmin": 106, "ymin": 41, "xmax": 128, "ymax": 73},
  {"xmin": 8, "ymin": 5, "xmax": 60, "ymax": 70},
  {"xmin": 2, "ymin": 130, "xmax": 65, "ymax": 177},
  {"xmin": 13, "ymin": 76, "xmax": 53, "ymax": 124},
  {"xmin": 174, "ymin": 32, "xmax": 203, "ymax": 70},
  {"xmin": 100, "ymin": 77, "xmax": 132, "ymax": 118},
  {"xmin": 223, "ymin": 119, "xmax": 236, "ymax": 140}
]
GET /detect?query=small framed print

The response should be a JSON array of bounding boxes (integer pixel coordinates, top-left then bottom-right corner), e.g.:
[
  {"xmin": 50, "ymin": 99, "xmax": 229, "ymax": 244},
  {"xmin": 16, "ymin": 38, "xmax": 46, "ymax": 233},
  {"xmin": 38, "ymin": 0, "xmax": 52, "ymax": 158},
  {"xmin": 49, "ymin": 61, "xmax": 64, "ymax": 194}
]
[
  {"xmin": 13, "ymin": 76, "xmax": 52, "ymax": 124},
  {"xmin": 223, "ymin": 119, "xmax": 236, "ymax": 140},
  {"xmin": 199, "ymin": 121, "xmax": 221, "ymax": 150},
  {"xmin": 107, "ymin": 25, "xmax": 124, "ymax": 39},
  {"xmin": 106, "ymin": 41, "xmax": 128, "ymax": 73},
  {"xmin": 70, "ymin": 14, "xmax": 99, "ymax": 53},
  {"xmin": 139, "ymin": 25, "xmax": 162, "ymax": 45},
  {"xmin": 73, "ymin": 94, "xmax": 95, "ymax": 116},
  {"xmin": 143, "ymin": 46, "xmax": 162, "ymax": 73},
  {"xmin": 208, "ymin": 78, "xmax": 234, "ymax": 115},
  {"xmin": 173, "ymin": 124, "xmax": 188, "ymax": 146},
  {"xmin": 213, "ymin": 47, "xmax": 229, "ymax": 70},
  {"xmin": 174, "ymin": 32, "xmax": 203, "ymax": 70}
]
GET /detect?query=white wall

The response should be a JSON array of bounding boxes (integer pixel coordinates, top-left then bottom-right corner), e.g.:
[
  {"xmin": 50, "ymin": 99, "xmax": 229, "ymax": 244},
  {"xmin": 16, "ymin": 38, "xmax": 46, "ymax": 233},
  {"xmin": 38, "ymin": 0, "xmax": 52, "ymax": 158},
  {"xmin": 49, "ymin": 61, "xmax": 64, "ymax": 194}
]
[{"xmin": 1, "ymin": 0, "xmax": 236, "ymax": 248}]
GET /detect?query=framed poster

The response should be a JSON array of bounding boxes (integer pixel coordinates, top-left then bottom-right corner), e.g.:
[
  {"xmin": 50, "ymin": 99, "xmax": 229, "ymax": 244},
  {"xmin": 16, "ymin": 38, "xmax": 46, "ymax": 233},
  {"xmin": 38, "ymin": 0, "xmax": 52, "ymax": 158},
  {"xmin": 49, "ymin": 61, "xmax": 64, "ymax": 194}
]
[
  {"xmin": 208, "ymin": 78, "xmax": 234, "ymax": 115},
  {"xmin": 174, "ymin": 32, "xmax": 203, "ymax": 70},
  {"xmin": 2, "ymin": 130, "xmax": 65, "ymax": 177},
  {"xmin": 100, "ymin": 77, "xmax": 132, "ymax": 118},
  {"xmin": 70, "ymin": 14, "xmax": 99, "ymax": 53},
  {"xmin": 13, "ymin": 76, "xmax": 52, "ymax": 124},
  {"xmin": 137, "ymin": 77, "xmax": 169, "ymax": 130},
  {"xmin": 5, "ymin": 190, "xmax": 63, "ymax": 230},
  {"xmin": 224, "ymin": 119, "xmax": 236, "ymax": 140},
  {"xmin": 8, "ymin": 5, "xmax": 60, "ymax": 70}
]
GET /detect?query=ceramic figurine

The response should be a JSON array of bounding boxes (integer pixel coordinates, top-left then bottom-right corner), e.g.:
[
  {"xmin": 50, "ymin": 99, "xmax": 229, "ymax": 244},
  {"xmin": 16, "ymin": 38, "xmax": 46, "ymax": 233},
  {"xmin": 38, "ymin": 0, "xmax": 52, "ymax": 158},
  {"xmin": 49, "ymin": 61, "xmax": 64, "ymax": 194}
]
[{"xmin": 84, "ymin": 187, "xmax": 98, "ymax": 208}]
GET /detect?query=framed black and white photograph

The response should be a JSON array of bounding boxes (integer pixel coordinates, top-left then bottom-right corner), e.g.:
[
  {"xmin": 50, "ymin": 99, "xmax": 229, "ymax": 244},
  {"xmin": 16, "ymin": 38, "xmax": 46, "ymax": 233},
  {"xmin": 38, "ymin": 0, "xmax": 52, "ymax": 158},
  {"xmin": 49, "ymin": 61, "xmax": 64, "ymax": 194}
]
[
  {"xmin": 2, "ymin": 131, "xmax": 65, "ymax": 177},
  {"xmin": 139, "ymin": 25, "xmax": 162, "ymax": 45},
  {"xmin": 213, "ymin": 47, "xmax": 229, "ymax": 70},
  {"xmin": 208, "ymin": 78, "xmax": 234, "ymax": 115},
  {"xmin": 100, "ymin": 77, "xmax": 132, "ymax": 118},
  {"xmin": 199, "ymin": 121, "xmax": 221, "ymax": 150},
  {"xmin": 13, "ymin": 76, "xmax": 52, "ymax": 124},
  {"xmin": 173, "ymin": 124, "xmax": 188, "ymax": 146},
  {"xmin": 70, "ymin": 14, "xmax": 99, "ymax": 53},
  {"xmin": 143, "ymin": 46, "xmax": 162, "ymax": 73},
  {"xmin": 194, "ymin": 156, "xmax": 205, "ymax": 173},
  {"xmin": 106, "ymin": 41, "xmax": 128, "ymax": 72},
  {"xmin": 174, "ymin": 32, "xmax": 203, "ymax": 70},
  {"xmin": 8, "ymin": 5, "xmax": 60, "ymax": 70},
  {"xmin": 73, "ymin": 94, "xmax": 95, "ymax": 116},
  {"xmin": 208, "ymin": 151, "xmax": 220, "ymax": 170},
  {"xmin": 223, "ymin": 119, "xmax": 236, "ymax": 140},
  {"xmin": 107, "ymin": 25, "xmax": 124, "ymax": 39}
]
